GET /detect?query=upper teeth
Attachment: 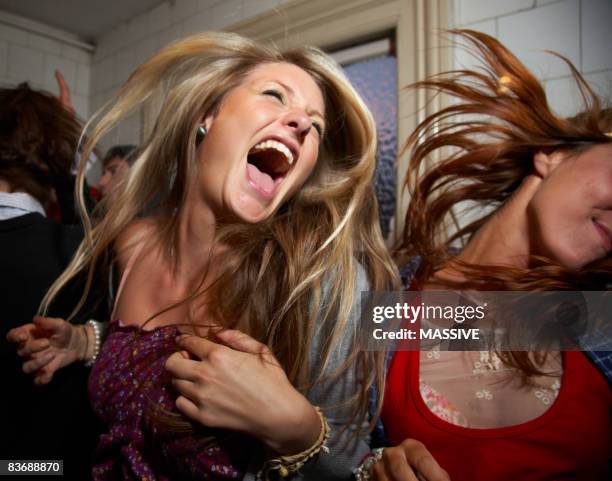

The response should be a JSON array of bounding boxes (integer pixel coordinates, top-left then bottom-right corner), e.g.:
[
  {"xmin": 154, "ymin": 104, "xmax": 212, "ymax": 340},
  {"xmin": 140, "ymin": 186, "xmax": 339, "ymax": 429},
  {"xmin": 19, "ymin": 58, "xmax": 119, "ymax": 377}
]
[{"xmin": 251, "ymin": 140, "xmax": 294, "ymax": 165}]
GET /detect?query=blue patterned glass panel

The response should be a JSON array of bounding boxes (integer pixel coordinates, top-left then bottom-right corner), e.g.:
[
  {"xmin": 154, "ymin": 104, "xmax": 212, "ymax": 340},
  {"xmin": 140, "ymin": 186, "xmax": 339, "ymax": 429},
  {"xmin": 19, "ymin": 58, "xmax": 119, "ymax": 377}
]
[{"xmin": 343, "ymin": 55, "xmax": 397, "ymax": 238}]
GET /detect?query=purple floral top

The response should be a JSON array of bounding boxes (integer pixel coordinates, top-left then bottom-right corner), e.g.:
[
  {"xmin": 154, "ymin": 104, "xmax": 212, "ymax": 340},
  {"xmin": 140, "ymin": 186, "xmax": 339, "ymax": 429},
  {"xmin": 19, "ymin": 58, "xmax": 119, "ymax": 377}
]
[{"xmin": 88, "ymin": 321, "xmax": 255, "ymax": 480}]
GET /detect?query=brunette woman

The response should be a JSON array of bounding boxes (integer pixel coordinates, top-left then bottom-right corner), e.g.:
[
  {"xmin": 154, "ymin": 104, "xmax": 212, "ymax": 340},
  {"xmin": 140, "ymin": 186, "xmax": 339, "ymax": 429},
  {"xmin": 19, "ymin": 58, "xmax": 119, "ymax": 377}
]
[{"xmin": 367, "ymin": 30, "xmax": 611, "ymax": 481}]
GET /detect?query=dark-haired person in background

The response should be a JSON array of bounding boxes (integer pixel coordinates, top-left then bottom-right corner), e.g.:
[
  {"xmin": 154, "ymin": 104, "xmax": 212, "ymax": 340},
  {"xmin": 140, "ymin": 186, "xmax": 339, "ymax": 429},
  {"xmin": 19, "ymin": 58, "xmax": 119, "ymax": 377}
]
[
  {"xmin": 0, "ymin": 79, "xmax": 106, "ymax": 480},
  {"xmin": 95, "ymin": 144, "xmax": 137, "ymax": 201}
]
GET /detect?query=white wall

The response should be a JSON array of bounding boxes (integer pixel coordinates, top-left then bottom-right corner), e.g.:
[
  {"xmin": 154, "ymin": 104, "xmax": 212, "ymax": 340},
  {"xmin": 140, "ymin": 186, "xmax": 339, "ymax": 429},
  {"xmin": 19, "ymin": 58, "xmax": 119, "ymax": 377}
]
[
  {"xmin": 451, "ymin": 0, "xmax": 612, "ymax": 117},
  {"xmin": 90, "ymin": 0, "xmax": 290, "ymax": 146},
  {"xmin": 448, "ymin": 0, "xmax": 611, "ymax": 243},
  {"xmin": 3, "ymin": 0, "xmax": 608, "ymax": 149},
  {"xmin": 92, "ymin": 0, "xmax": 612, "ymax": 145},
  {"xmin": 0, "ymin": 19, "xmax": 91, "ymax": 120}
]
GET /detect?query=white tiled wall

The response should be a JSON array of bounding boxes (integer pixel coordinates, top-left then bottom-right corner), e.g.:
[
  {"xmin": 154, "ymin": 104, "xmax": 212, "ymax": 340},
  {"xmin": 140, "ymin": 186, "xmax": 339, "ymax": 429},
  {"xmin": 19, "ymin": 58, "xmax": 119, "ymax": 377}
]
[
  {"xmin": 452, "ymin": 0, "xmax": 612, "ymax": 117},
  {"xmin": 0, "ymin": 21, "xmax": 91, "ymax": 120},
  {"xmin": 93, "ymin": 0, "xmax": 611, "ymax": 145},
  {"xmin": 449, "ymin": 0, "xmax": 611, "ymax": 239},
  {"xmin": 90, "ymin": 0, "xmax": 283, "ymax": 146},
  {"xmin": 2, "ymin": 0, "xmax": 609, "ymax": 146}
]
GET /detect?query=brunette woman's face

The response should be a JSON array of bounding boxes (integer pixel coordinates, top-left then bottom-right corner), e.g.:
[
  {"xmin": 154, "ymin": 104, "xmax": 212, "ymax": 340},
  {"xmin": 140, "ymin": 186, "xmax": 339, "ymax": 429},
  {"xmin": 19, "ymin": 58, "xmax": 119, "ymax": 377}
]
[
  {"xmin": 528, "ymin": 143, "xmax": 612, "ymax": 269},
  {"xmin": 194, "ymin": 62, "xmax": 326, "ymax": 223}
]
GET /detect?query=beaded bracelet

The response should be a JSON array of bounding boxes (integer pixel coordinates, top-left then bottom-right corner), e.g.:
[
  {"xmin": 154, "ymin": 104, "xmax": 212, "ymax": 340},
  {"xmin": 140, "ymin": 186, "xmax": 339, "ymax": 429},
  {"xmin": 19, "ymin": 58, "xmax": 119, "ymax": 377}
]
[
  {"xmin": 257, "ymin": 406, "xmax": 331, "ymax": 480},
  {"xmin": 84, "ymin": 320, "xmax": 106, "ymax": 367},
  {"xmin": 353, "ymin": 448, "xmax": 385, "ymax": 481}
]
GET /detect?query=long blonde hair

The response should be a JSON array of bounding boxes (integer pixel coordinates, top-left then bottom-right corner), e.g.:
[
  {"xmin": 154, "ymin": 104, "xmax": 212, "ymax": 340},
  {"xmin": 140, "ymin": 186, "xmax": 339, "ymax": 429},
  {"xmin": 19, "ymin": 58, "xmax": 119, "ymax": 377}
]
[{"xmin": 42, "ymin": 32, "xmax": 399, "ymax": 433}]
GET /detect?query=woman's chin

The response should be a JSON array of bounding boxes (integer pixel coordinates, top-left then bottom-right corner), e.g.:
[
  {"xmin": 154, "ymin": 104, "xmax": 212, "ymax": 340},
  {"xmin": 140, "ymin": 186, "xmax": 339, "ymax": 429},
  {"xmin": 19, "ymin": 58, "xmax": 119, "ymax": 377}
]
[
  {"xmin": 227, "ymin": 198, "xmax": 274, "ymax": 225},
  {"xmin": 552, "ymin": 251, "xmax": 591, "ymax": 272}
]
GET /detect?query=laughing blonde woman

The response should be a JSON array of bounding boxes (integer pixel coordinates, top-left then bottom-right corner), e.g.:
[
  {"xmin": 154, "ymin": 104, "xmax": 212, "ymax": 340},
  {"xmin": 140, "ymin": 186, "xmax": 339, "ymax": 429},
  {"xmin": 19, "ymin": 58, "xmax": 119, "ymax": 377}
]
[{"xmin": 13, "ymin": 33, "xmax": 399, "ymax": 480}]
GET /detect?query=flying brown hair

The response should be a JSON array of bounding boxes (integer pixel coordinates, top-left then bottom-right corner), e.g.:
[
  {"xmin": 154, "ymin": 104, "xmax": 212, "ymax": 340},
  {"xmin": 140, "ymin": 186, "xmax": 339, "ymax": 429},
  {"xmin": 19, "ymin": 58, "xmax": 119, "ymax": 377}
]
[
  {"xmin": 398, "ymin": 30, "xmax": 611, "ymax": 375},
  {"xmin": 0, "ymin": 83, "xmax": 82, "ymax": 207}
]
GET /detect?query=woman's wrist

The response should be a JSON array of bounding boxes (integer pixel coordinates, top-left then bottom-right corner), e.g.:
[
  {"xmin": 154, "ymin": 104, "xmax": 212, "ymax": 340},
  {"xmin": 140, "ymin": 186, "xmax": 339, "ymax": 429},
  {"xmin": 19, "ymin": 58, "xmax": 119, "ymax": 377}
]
[
  {"xmin": 260, "ymin": 393, "xmax": 321, "ymax": 455},
  {"xmin": 258, "ymin": 406, "xmax": 331, "ymax": 479},
  {"xmin": 78, "ymin": 323, "xmax": 95, "ymax": 362}
]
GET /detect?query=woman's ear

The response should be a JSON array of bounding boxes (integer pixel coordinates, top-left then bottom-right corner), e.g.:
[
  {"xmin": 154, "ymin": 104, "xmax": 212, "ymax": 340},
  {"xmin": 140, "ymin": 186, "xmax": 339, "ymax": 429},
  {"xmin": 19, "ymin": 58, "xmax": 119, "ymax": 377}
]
[
  {"xmin": 203, "ymin": 116, "xmax": 212, "ymax": 132},
  {"xmin": 533, "ymin": 150, "xmax": 566, "ymax": 178},
  {"xmin": 201, "ymin": 111, "xmax": 215, "ymax": 132}
]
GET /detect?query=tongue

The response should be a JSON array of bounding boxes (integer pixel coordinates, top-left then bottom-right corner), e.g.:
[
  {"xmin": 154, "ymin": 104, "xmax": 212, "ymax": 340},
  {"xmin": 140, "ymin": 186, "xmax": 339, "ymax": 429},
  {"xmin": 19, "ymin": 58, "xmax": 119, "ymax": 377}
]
[{"xmin": 247, "ymin": 163, "xmax": 275, "ymax": 193}]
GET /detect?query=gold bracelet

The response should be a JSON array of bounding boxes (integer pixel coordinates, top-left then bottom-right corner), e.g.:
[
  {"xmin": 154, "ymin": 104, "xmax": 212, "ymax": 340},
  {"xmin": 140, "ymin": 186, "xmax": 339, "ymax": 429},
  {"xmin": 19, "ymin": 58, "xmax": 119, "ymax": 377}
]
[{"xmin": 257, "ymin": 406, "xmax": 331, "ymax": 480}]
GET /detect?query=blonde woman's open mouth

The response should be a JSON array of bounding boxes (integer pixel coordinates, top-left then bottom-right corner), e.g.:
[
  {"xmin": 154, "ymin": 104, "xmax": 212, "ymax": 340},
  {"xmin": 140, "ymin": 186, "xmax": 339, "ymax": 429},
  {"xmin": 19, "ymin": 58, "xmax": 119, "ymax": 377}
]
[{"xmin": 246, "ymin": 137, "xmax": 298, "ymax": 199}]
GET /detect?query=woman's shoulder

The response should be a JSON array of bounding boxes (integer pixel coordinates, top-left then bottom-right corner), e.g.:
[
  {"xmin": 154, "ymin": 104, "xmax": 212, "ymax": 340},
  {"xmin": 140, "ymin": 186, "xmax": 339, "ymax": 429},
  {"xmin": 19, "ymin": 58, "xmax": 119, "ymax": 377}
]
[
  {"xmin": 314, "ymin": 260, "xmax": 370, "ymax": 348},
  {"xmin": 115, "ymin": 218, "xmax": 157, "ymax": 271},
  {"xmin": 322, "ymin": 258, "xmax": 369, "ymax": 290}
]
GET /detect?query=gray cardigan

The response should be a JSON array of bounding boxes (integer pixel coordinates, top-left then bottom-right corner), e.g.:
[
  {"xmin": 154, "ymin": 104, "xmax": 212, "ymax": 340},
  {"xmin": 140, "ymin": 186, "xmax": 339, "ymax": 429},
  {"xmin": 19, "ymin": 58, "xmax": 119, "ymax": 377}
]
[{"xmin": 244, "ymin": 265, "xmax": 371, "ymax": 480}]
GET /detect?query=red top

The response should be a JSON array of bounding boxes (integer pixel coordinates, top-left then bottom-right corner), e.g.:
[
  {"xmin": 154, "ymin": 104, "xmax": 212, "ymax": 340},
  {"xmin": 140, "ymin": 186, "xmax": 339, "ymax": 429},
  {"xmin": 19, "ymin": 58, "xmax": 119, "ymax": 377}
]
[{"xmin": 383, "ymin": 350, "xmax": 611, "ymax": 481}]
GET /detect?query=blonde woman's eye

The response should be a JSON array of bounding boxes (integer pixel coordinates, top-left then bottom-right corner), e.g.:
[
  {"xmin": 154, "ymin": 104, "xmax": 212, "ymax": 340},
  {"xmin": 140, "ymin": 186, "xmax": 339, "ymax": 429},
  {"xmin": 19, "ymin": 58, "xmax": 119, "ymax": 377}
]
[
  {"xmin": 263, "ymin": 89, "xmax": 284, "ymax": 102},
  {"xmin": 312, "ymin": 122, "xmax": 324, "ymax": 137}
]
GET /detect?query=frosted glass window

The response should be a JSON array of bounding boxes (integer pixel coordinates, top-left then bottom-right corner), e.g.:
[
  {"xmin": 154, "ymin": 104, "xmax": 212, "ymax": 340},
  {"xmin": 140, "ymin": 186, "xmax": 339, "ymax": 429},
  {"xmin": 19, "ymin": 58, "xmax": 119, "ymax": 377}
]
[{"xmin": 343, "ymin": 55, "xmax": 397, "ymax": 238}]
